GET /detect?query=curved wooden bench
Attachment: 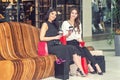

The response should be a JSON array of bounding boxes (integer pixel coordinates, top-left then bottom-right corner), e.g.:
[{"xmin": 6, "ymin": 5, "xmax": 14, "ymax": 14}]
[{"xmin": 0, "ymin": 22, "xmax": 56, "ymax": 80}]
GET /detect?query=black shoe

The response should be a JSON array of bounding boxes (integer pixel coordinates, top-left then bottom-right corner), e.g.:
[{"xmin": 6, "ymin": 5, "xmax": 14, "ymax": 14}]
[
  {"xmin": 76, "ymin": 68, "xmax": 86, "ymax": 77},
  {"xmin": 98, "ymin": 72, "xmax": 103, "ymax": 75},
  {"xmin": 89, "ymin": 71, "xmax": 96, "ymax": 74}
]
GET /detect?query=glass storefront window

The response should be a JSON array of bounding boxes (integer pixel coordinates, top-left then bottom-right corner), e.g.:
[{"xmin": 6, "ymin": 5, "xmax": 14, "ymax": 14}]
[
  {"xmin": 92, "ymin": 0, "xmax": 112, "ymax": 36},
  {"xmin": 91, "ymin": 0, "xmax": 120, "ymax": 41}
]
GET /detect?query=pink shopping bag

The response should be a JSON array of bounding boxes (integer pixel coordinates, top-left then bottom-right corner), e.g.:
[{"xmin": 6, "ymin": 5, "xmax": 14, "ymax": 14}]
[{"xmin": 38, "ymin": 41, "xmax": 48, "ymax": 56}]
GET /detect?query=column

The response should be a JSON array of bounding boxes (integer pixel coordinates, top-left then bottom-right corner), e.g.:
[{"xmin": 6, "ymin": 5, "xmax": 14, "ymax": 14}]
[{"xmin": 82, "ymin": 0, "xmax": 92, "ymax": 38}]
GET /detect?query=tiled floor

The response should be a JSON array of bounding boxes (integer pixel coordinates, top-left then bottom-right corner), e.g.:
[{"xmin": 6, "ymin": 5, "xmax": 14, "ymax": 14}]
[{"xmin": 42, "ymin": 39, "xmax": 120, "ymax": 80}]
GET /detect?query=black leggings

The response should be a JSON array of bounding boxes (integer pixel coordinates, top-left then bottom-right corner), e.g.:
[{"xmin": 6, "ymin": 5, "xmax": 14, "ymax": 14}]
[{"xmin": 67, "ymin": 40, "xmax": 97, "ymax": 66}]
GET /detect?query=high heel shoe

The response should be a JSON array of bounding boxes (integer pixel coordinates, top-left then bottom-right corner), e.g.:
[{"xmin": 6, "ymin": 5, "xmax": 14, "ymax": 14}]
[
  {"xmin": 88, "ymin": 64, "xmax": 96, "ymax": 74},
  {"xmin": 97, "ymin": 72, "xmax": 103, "ymax": 75},
  {"xmin": 76, "ymin": 68, "xmax": 86, "ymax": 77},
  {"xmin": 95, "ymin": 64, "xmax": 103, "ymax": 75},
  {"xmin": 89, "ymin": 71, "xmax": 96, "ymax": 74}
]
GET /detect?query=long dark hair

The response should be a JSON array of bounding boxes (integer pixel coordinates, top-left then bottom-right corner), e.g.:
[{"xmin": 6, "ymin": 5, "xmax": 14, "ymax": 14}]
[
  {"xmin": 44, "ymin": 8, "xmax": 59, "ymax": 30},
  {"xmin": 69, "ymin": 6, "xmax": 80, "ymax": 33}
]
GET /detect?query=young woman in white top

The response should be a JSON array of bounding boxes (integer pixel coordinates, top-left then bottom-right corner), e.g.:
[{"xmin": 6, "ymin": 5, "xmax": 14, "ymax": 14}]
[{"xmin": 61, "ymin": 6, "xmax": 103, "ymax": 75}]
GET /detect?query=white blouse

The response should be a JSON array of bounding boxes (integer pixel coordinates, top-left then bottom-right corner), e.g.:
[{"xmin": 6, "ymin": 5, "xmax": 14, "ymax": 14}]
[{"xmin": 61, "ymin": 21, "xmax": 82, "ymax": 41}]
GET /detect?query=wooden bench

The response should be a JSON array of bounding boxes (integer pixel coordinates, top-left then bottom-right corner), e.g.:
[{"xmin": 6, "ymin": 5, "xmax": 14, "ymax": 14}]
[{"xmin": 0, "ymin": 22, "xmax": 56, "ymax": 80}]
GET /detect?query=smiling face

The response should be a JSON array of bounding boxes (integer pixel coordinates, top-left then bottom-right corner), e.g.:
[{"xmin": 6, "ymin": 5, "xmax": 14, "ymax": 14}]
[
  {"xmin": 48, "ymin": 11, "xmax": 57, "ymax": 22},
  {"xmin": 70, "ymin": 9, "xmax": 78, "ymax": 20}
]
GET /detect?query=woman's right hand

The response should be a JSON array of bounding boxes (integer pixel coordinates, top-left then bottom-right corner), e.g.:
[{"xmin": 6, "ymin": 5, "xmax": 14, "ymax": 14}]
[
  {"xmin": 68, "ymin": 30, "xmax": 73, "ymax": 34},
  {"xmin": 65, "ymin": 30, "xmax": 72, "ymax": 37}
]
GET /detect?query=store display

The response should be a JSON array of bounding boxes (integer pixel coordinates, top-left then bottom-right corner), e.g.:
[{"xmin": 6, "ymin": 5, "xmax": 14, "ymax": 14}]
[
  {"xmin": 56, "ymin": 0, "xmax": 81, "ymax": 26},
  {"xmin": 37, "ymin": 0, "xmax": 51, "ymax": 27},
  {"xmin": 0, "ymin": 0, "xmax": 81, "ymax": 27},
  {"xmin": 5, "ymin": 3, "xmax": 25, "ymax": 22},
  {"xmin": 0, "ymin": 0, "xmax": 34, "ymax": 23}
]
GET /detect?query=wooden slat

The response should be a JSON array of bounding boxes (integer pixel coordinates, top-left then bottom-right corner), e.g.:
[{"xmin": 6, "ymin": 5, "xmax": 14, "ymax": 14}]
[
  {"xmin": 31, "ymin": 27, "xmax": 40, "ymax": 51},
  {"xmin": 32, "ymin": 55, "xmax": 56, "ymax": 79},
  {"xmin": 0, "ymin": 60, "xmax": 14, "ymax": 80},
  {"xmin": 21, "ymin": 58, "xmax": 36, "ymax": 80},
  {"xmin": 8, "ymin": 22, "xmax": 29, "ymax": 58},
  {"xmin": 11, "ymin": 60, "xmax": 23, "ymax": 80},
  {"xmin": 0, "ymin": 22, "xmax": 15, "ymax": 59},
  {"xmin": 20, "ymin": 23, "xmax": 38, "ymax": 57},
  {"xmin": 3, "ymin": 22, "xmax": 19, "ymax": 59},
  {"xmin": 42, "ymin": 55, "xmax": 56, "ymax": 78}
]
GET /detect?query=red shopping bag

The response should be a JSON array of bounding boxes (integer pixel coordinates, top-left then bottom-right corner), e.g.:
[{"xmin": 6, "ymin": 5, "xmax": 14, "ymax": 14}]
[
  {"xmin": 81, "ymin": 57, "xmax": 88, "ymax": 75},
  {"xmin": 38, "ymin": 41, "xmax": 48, "ymax": 56},
  {"xmin": 60, "ymin": 36, "xmax": 66, "ymax": 45}
]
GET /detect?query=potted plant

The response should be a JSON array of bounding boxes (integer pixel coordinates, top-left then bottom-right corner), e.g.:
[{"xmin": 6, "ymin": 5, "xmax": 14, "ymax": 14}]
[{"xmin": 108, "ymin": 0, "xmax": 120, "ymax": 56}]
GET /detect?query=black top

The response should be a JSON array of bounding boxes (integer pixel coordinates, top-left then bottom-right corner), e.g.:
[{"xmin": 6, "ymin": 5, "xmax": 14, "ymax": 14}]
[
  {"xmin": 45, "ymin": 21, "xmax": 60, "ymax": 46},
  {"xmin": 45, "ymin": 21, "xmax": 58, "ymax": 37}
]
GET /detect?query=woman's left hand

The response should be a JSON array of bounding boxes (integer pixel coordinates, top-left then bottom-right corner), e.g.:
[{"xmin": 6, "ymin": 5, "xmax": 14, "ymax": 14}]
[
  {"xmin": 77, "ymin": 38, "xmax": 83, "ymax": 42},
  {"xmin": 55, "ymin": 35, "xmax": 62, "ymax": 39}
]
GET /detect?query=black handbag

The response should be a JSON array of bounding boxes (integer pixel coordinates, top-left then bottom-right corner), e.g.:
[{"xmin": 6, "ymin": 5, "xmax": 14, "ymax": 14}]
[{"xmin": 54, "ymin": 59, "xmax": 70, "ymax": 80}]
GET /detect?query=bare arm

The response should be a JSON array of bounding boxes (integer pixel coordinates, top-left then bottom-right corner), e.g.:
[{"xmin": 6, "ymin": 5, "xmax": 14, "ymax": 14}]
[{"xmin": 40, "ymin": 22, "xmax": 61, "ymax": 41}]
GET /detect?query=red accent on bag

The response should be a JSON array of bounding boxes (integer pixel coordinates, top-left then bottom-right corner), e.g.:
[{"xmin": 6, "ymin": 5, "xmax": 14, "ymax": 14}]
[
  {"xmin": 60, "ymin": 36, "xmax": 66, "ymax": 45},
  {"xmin": 81, "ymin": 57, "xmax": 88, "ymax": 75},
  {"xmin": 79, "ymin": 41, "xmax": 85, "ymax": 47},
  {"xmin": 38, "ymin": 41, "xmax": 48, "ymax": 56}
]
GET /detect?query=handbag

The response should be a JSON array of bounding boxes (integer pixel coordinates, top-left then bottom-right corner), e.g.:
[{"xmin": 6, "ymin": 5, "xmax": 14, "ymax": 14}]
[
  {"xmin": 54, "ymin": 58, "xmax": 69, "ymax": 80},
  {"xmin": 38, "ymin": 41, "xmax": 48, "ymax": 56}
]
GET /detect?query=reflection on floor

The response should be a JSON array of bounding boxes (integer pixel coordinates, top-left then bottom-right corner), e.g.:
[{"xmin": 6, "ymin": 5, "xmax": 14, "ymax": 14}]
[
  {"xmin": 85, "ymin": 33, "xmax": 112, "ymax": 42},
  {"xmin": 42, "ymin": 39, "xmax": 120, "ymax": 80}
]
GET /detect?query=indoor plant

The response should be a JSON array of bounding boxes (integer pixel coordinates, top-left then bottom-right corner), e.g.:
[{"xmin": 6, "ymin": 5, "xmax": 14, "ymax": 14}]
[{"xmin": 107, "ymin": 0, "xmax": 120, "ymax": 56}]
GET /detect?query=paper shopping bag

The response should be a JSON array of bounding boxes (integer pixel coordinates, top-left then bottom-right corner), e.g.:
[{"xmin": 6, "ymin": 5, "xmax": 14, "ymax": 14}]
[
  {"xmin": 54, "ymin": 59, "xmax": 69, "ymax": 80},
  {"xmin": 38, "ymin": 41, "xmax": 48, "ymax": 56}
]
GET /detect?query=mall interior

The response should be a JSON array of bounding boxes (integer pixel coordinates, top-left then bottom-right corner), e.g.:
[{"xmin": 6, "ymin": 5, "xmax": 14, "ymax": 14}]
[{"xmin": 0, "ymin": 0, "xmax": 120, "ymax": 80}]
